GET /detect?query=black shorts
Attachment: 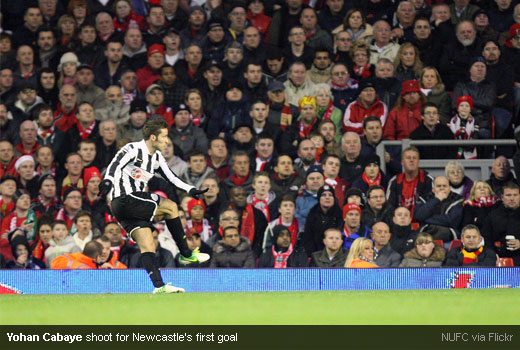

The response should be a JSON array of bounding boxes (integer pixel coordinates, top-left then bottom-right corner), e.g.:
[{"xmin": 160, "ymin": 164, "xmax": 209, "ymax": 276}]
[{"xmin": 111, "ymin": 192, "xmax": 161, "ymax": 235}]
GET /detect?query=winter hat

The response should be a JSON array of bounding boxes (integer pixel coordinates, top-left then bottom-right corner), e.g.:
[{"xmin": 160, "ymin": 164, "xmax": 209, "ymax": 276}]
[
  {"xmin": 400, "ymin": 80, "xmax": 421, "ymax": 96},
  {"xmin": 226, "ymin": 79, "xmax": 242, "ymax": 91},
  {"xmin": 456, "ymin": 95, "xmax": 474, "ymax": 110},
  {"xmin": 363, "ymin": 154, "xmax": 381, "ymax": 168},
  {"xmin": 63, "ymin": 187, "xmax": 81, "ymax": 201},
  {"xmin": 345, "ymin": 187, "xmax": 363, "ymax": 202},
  {"xmin": 12, "ymin": 189, "xmax": 30, "ymax": 203},
  {"xmin": 0, "ymin": 175, "xmax": 18, "ymax": 185},
  {"xmin": 358, "ymin": 78, "xmax": 376, "ymax": 92},
  {"xmin": 175, "ymin": 103, "xmax": 190, "ymax": 114},
  {"xmin": 207, "ymin": 17, "xmax": 225, "ymax": 30},
  {"xmin": 147, "ymin": 44, "xmax": 165, "ymax": 58},
  {"xmin": 58, "ymin": 52, "xmax": 80, "ymax": 72},
  {"xmin": 306, "ymin": 165, "xmax": 324, "ymax": 178},
  {"xmin": 470, "ymin": 56, "xmax": 486, "ymax": 67},
  {"xmin": 317, "ymin": 184, "xmax": 335, "ymax": 200},
  {"xmin": 187, "ymin": 198, "xmax": 206, "ymax": 216},
  {"xmin": 145, "ymin": 83, "xmax": 163, "ymax": 96},
  {"xmin": 268, "ymin": 80, "xmax": 285, "ymax": 92},
  {"xmin": 130, "ymin": 99, "xmax": 147, "ymax": 114},
  {"xmin": 14, "ymin": 155, "xmax": 35, "ymax": 171},
  {"xmin": 506, "ymin": 23, "xmax": 520, "ymax": 47},
  {"xmin": 38, "ymin": 173, "xmax": 54, "ymax": 189},
  {"xmin": 271, "ymin": 224, "xmax": 291, "ymax": 244},
  {"xmin": 83, "ymin": 166, "xmax": 102, "ymax": 187},
  {"xmin": 343, "ymin": 202, "xmax": 361, "ymax": 218},
  {"xmin": 298, "ymin": 96, "xmax": 317, "ymax": 111}
]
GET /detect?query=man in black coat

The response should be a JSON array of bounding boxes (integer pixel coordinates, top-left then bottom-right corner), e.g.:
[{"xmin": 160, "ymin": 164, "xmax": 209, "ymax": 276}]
[
  {"xmin": 481, "ymin": 182, "xmax": 520, "ymax": 266},
  {"xmin": 445, "ymin": 224, "xmax": 496, "ymax": 267},
  {"xmin": 410, "ymin": 102, "xmax": 457, "ymax": 159},
  {"xmin": 258, "ymin": 225, "xmax": 308, "ymax": 268}
]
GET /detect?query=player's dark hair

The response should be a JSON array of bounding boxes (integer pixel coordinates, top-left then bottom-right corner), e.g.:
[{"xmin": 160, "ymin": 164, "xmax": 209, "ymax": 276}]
[{"xmin": 143, "ymin": 118, "xmax": 168, "ymax": 140}]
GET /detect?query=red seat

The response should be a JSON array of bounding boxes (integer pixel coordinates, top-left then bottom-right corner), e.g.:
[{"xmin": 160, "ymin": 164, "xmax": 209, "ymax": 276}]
[
  {"xmin": 497, "ymin": 258, "xmax": 514, "ymax": 267},
  {"xmin": 449, "ymin": 239, "xmax": 462, "ymax": 252},
  {"xmin": 494, "ymin": 241, "xmax": 502, "ymax": 248},
  {"xmin": 434, "ymin": 240, "xmax": 443, "ymax": 247}
]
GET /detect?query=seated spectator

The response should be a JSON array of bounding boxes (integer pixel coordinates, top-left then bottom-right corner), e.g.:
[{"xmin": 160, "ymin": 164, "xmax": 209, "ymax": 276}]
[
  {"xmin": 184, "ymin": 89, "xmax": 207, "ymax": 130},
  {"xmin": 487, "ymin": 156, "xmax": 516, "ymax": 196},
  {"xmin": 71, "ymin": 210, "xmax": 94, "ymax": 250},
  {"xmin": 343, "ymin": 78, "xmax": 387, "ymax": 135},
  {"xmin": 295, "ymin": 165, "xmax": 325, "ymax": 231},
  {"xmin": 415, "ymin": 176, "xmax": 464, "ymax": 242},
  {"xmin": 351, "ymin": 154, "xmax": 389, "ymax": 193},
  {"xmin": 0, "ymin": 190, "xmax": 33, "ymax": 261},
  {"xmin": 445, "ymin": 161, "xmax": 473, "ymax": 200},
  {"xmin": 282, "ymin": 26, "xmax": 315, "ymax": 70},
  {"xmin": 55, "ymin": 187, "xmax": 83, "ymax": 231},
  {"xmin": 223, "ymin": 151, "xmax": 253, "ymax": 194},
  {"xmin": 419, "ymin": 67, "xmax": 451, "ymax": 124},
  {"xmin": 201, "ymin": 175, "xmax": 224, "ymax": 230},
  {"xmin": 308, "ymin": 49, "xmax": 333, "ymax": 85},
  {"xmin": 280, "ymin": 97, "xmax": 320, "ymax": 158},
  {"xmin": 159, "ymin": 65, "xmax": 188, "ymax": 110},
  {"xmin": 75, "ymin": 64, "xmax": 105, "ymax": 110},
  {"xmin": 393, "ymin": 43, "xmax": 422, "ymax": 83},
  {"xmin": 95, "ymin": 85, "xmax": 130, "ymax": 126},
  {"xmin": 0, "ymin": 175, "xmax": 16, "ymax": 218},
  {"xmin": 53, "ymin": 84, "xmax": 78, "ymax": 133},
  {"xmin": 270, "ymin": 154, "xmax": 305, "ymax": 199},
  {"xmin": 481, "ymin": 182, "xmax": 520, "ymax": 266},
  {"xmin": 303, "ymin": 185, "xmax": 343, "ymax": 257},
  {"xmin": 266, "ymin": 80, "xmax": 298, "ymax": 129},
  {"xmin": 0, "ymin": 141, "xmax": 16, "ymax": 179},
  {"xmin": 315, "ymin": 84, "xmax": 342, "ymax": 138},
  {"xmin": 320, "ymin": 121, "xmax": 342, "ymax": 159},
  {"xmin": 344, "ymin": 237, "xmax": 378, "ymax": 268},
  {"xmin": 78, "ymin": 139, "xmax": 98, "ymax": 168},
  {"xmin": 373, "ymin": 58, "xmax": 401, "ymax": 111},
  {"xmin": 247, "ymin": 172, "xmax": 279, "ymax": 223},
  {"xmin": 258, "ymin": 225, "xmax": 308, "ymax": 268},
  {"xmin": 329, "ymin": 62, "xmax": 358, "ymax": 113},
  {"xmin": 229, "ymin": 124, "xmax": 255, "ymax": 158},
  {"xmin": 45, "ymin": 220, "xmax": 81, "ymax": 267},
  {"xmin": 445, "ymin": 224, "xmax": 496, "ymax": 267},
  {"xmin": 185, "ymin": 198, "xmax": 212, "ymax": 243},
  {"xmin": 50, "ymin": 240, "xmax": 103, "ymax": 269},
  {"xmin": 339, "ymin": 132, "xmax": 366, "ymax": 184},
  {"xmin": 386, "ymin": 146, "xmax": 433, "ymax": 217},
  {"xmin": 117, "ymin": 99, "xmax": 147, "ymax": 142},
  {"xmin": 169, "ymin": 103, "xmax": 208, "ymax": 156},
  {"xmin": 30, "ymin": 215, "xmax": 53, "ymax": 263},
  {"xmin": 94, "ymin": 235, "xmax": 127, "ymax": 269},
  {"xmin": 174, "ymin": 227, "xmax": 212, "ymax": 268},
  {"xmin": 412, "ymin": 17, "xmax": 440, "ymax": 67},
  {"xmin": 210, "ymin": 226, "xmax": 256, "ymax": 268},
  {"xmin": 129, "ymin": 230, "xmax": 176, "ymax": 268},
  {"xmin": 227, "ymin": 186, "xmax": 268, "ymax": 258},
  {"xmin": 10, "ymin": 81, "xmax": 42, "ymax": 122},
  {"xmin": 207, "ymin": 138, "xmax": 230, "ymax": 182},
  {"xmin": 361, "ymin": 185, "xmax": 394, "ymax": 228},
  {"xmin": 371, "ymin": 221, "xmax": 401, "ymax": 267},
  {"xmin": 262, "ymin": 194, "xmax": 299, "ymax": 253},
  {"xmin": 179, "ymin": 150, "xmax": 215, "ymax": 190},
  {"xmin": 341, "ymin": 202, "xmax": 371, "ymax": 250},
  {"xmin": 332, "ymin": 30, "xmax": 354, "ymax": 67},
  {"xmin": 502, "ymin": 24, "xmax": 520, "ymax": 121},
  {"xmin": 322, "ymin": 154, "xmax": 349, "ymax": 206},
  {"xmin": 144, "ymin": 84, "xmax": 174, "ymax": 128},
  {"xmin": 103, "ymin": 221, "xmax": 137, "ymax": 267},
  {"xmin": 35, "ymin": 105, "xmax": 65, "ymax": 158},
  {"xmin": 410, "ymin": 102, "xmax": 456, "ymax": 159},
  {"xmin": 389, "ymin": 206, "xmax": 418, "ymax": 255},
  {"xmin": 448, "ymin": 95, "xmax": 479, "ymax": 159},
  {"xmin": 369, "ymin": 20, "xmax": 400, "ymax": 65},
  {"xmin": 384, "ymin": 80, "xmax": 424, "ymax": 140},
  {"xmin": 293, "ymin": 139, "xmax": 319, "ymax": 176},
  {"xmin": 95, "ymin": 120, "xmax": 118, "ymax": 172},
  {"xmin": 310, "ymin": 227, "xmax": 348, "ymax": 267},
  {"xmin": 15, "ymin": 120, "xmax": 40, "ymax": 158},
  {"xmin": 62, "ymin": 102, "xmax": 100, "ymax": 154},
  {"xmin": 399, "ymin": 232, "xmax": 446, "ymax": 267},
  {"xmin": 6, "ymin": 234, "xmax": 45, "ymax": 269},
  {"xmin": 284, "ymin": 62, "xmax": 317, "ymax": 107},
  {"xmin": 59, "ymin": 154, "xmax": 85, "ymax": 197},
  {"xmin": 345, "ymin": 188, "xmax": 364, "ymax": 208},
  {"xmin": 253, "ymin": 133, "xmax": 276, "ymax": 173},
  {"xmin": 461, "ymin": 181, "xmax": 499, "ymax": 230}
]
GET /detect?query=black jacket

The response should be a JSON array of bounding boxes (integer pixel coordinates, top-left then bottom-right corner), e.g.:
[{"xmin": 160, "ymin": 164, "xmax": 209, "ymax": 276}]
[
  {"xmin": 452, "ymin": 79, "xmax": 497, "ymax": 131},
  {"xmin": 386, "ymin": 170, "xmax": 433, "ymax": 210},
  {"xmin": 481, "ymin": 203, "xmax": 520, "ymax": 265},
  {"xmin": 310, "ymin": 248, "xmax": 348, "ymax": 267},
  {"xmin": 389, "ymin": 223, "xmax": 418, "ymax": 256},
  {"xmin": 258, "ymin": 245, "xmax": 309, "ymax": 268},
  {"xmin": 303, "ymin": 203, "xmax": 343, "ymax": 257},
  {"xmin": 410, "ymin": 123, "xmax": 457, "ymax": 160},
  {"xmin": 361, "ymin": 201, "xmax": 395, "ymax": 229},
  {"xmin": 445, "ymin": 246, "xmax": 496, "ymax": 267}
]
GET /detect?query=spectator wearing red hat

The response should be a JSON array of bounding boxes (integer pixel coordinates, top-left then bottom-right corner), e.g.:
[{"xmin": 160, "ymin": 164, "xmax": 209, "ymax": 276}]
[
  {"xmin": 302, "ymin": 185, "xmax": 343, "ymax": 257},
  {"xmin": 185, "ymin": 198, "xmax": 213, "ymax": 243},
  {"xmin": 410, "ymin": 102, "xmax": 456, "ymax": 159},
  {"xmin": 449, "ymin": 95, "xmax": 479, "ymax": 159},
  {"xmin": 341, "ymin": 202, "xmax": 371, "ymax": 250},
  {"xmin": 82, "ymin": 166, "xmax": 109, "ymax": 232},
  {"xmin": 137, "ymin": 44, "xmax": 165, "ymax": 94},
  {"xmin": 384, "ymin": 80, "xmax": 425, "ymax": 140}
]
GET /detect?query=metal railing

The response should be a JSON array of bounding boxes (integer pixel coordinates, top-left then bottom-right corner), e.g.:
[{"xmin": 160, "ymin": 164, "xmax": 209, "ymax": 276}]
[{"xmin": 376, "ymin": 139, "xmax": 517, "ymax": 180}]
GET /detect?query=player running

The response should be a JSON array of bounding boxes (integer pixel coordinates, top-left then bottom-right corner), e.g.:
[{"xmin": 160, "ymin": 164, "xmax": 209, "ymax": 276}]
[{"xmin": 99, "ymin": 118, "xmax": 209, "ymax": 293}]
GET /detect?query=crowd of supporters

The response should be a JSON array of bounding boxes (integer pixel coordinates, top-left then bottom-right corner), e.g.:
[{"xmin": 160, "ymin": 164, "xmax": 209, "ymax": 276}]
[{"xmin": 1, "ymin": 0, "xmax": 520, "ymax": 269}]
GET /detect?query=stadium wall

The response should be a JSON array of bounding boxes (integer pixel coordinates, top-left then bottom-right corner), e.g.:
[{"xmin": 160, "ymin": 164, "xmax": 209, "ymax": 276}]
[{"xmin": 1, "ymin": 268, "xmax": 519, "ymax": 294}]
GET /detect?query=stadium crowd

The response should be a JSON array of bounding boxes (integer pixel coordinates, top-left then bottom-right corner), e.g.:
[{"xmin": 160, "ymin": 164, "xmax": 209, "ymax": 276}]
[{"xmin": 1, "ymin": 0, "xmax": 520, "ymax": 270}]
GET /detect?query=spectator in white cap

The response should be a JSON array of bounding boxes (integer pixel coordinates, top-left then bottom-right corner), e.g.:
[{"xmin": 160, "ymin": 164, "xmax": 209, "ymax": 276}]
[
  {"xmin": 57, "ymin": 52, "xmax": 79, "ymax": 88},
  {"xmin": 15, "ymin": 155, "xmax": 38, "ymax": 198}
]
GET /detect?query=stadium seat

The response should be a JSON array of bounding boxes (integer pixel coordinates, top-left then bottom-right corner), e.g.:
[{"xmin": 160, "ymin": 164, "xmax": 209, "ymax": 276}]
[
  {"xmin": 434, "ymin": 240, "xmax": 443, "ymax": 247},
  {"xmin": 496, "ymin": 258, "xmax": 514, "ymax": 267},
  {"xmin": 494, "ymin": 241, "xmax": 502, "ymax": 248},
  {"xmin": 448, "ymin": 239, "xmax": 462, "ymax": 252}
]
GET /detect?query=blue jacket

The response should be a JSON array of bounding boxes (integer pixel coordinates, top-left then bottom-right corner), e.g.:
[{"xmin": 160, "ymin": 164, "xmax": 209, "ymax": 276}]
[
  {"xmin": 295, "ymin": 190, "xmax": 318, "ymax": 231},
  {"xmin": 342, "ymin": 225, "xmax": 371, "ymax": 250},
  {"xmin": 207, "ymin": 97, "xmax": 251, "ymax": 143}
]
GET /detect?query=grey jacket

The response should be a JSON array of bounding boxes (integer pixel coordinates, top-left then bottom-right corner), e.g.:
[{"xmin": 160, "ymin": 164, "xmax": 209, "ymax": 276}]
[
  {"xmin": 373, "ymin": 244, "xmax": 401, "ymax": 268},
  {"xmin": 210, "ymin": 236, "xmax": 256, "ymax": 268}
]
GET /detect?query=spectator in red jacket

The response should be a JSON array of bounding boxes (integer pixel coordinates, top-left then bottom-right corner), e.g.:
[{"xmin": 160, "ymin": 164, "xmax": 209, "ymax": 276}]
[
  {"xmin": 145, "ymin": 84, "xmax": 174, "ymax": 128},
  {"xmin": 112, "ymin": 0, "xmax": 146, "ymax": 32},
  {"xmin": 384, "ymin": 80, "xmax": 425, "ymax": 140},
  {"xmin": 137, "ymin": 44, "xmax": 166, "ymax": 94},
  {"xmin": 342, "ymin": 78, "xmax": 388, "ymax": 135}
]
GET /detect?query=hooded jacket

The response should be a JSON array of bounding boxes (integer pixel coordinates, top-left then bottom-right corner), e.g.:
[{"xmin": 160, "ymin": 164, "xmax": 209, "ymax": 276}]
[
  {"xmin": 399, "ymin": 244, "xmax": 446, "ymax": 267},
  {"xmin": 210, "ymin": 236, "xmax": 256, "ymax": 268},
  {"xmin": 45, "ymin": 235, "xmax": 81, "ymax": 268}
]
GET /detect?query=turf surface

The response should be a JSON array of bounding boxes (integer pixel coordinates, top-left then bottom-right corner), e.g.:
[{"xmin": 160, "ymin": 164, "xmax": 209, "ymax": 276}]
[{"xmin": 1, "ymin": 289, "xmax": 518, "ymax": 325}]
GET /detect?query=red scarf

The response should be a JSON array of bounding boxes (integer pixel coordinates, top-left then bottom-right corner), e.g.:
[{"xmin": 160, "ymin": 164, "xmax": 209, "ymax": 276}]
[
  {"xmin": 464, "ymin": 196, "xmax": 498, "ymax": 208},
  {"xmin": 316, "ymin": 147, "xmax": 324, "ymax": 163},
  {"xmin": 354, "ymin": 64, "xmax": 372, "ymax": 79},
  {"xmin": 77, "ymin": 120, "xmax": 96, "ymax": 140},
  {"xmin": 239, "ymin": 204, "xmax": 256, "ymax": 244},
  {"xmin": 255, "ymin": 155, "xmax": 268, "ymax": 171},
  {"xmin": 34, "ymin": 195, "xmax": 58, "ymax": 210},
  {"xmin": 36, "ymin": 164, "xmax": 56, "ymax": 177},
  {"xmin": 230, "ymin": 172, "xmax": 249, "ymax": 186},
  {"xmin": 38, "ymin": 126, "xmax": 54, "ymax": 140},
  {"xmin": 277, "ymin": 217, "xmax": 299, "ymax": 247},
  {"xmin": 272, "ymin": 244, "xmax": 294, "ymax": 268},
  {"xmin": 268, "ymin": 101, "xmax": 293, "ymax": 130},
  {"xmin": 462, "ymin": 246, "xmax": 483, "ymax": 264},
  {"xmin": 15, "ymin": 142, "xmax": 39, "ymax": 156},
  {"xmin": 322, "ymin": 101, "xmax": 335, "ymax": 120},
  {"xmin": 55, "ymin": 208, "xmax": 74, "ymax": 231},
  {"xmin": 32, "ymin": 239, "xmax": 49, "ymax": 261},
  {"xmin": 362, "ymin": 171, "xmax": 382, "ymax": 187},
  {"xmin": 251, "ymin": 193, "xmax": 271, "ymax": 222},
  {"xmin": 298, "ymin": 118, "xmax": 316, "ymax": 138},
  {"xmin": 0, "ymin": 199, "xmax": 14, "ymax": 217},
  {"xmin": 190, "ymin": 113, "xmax": 202, "ymax": 127}
]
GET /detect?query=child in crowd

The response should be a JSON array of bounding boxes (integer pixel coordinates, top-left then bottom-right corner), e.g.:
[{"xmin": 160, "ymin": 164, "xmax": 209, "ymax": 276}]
[
  {"xmin": 449, "ymin": 95, "xmax": 478, "ymax": 159},
  {"xmin": 44, "ymin": 220, "xmax": 81, "ymax": 267},
  {"xmin": 185, "ymin": 198, "xmax": 213, "ymax": 242}
]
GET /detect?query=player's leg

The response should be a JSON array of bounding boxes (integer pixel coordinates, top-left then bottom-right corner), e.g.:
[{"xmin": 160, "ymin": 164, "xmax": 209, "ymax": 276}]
[
  {"xmin": 131, "ymin": 227, "xmax": 184, "ymax": 293},
  {"xmin": 154, "ymin": 197, "xmax": 209, "ymax": 264}
]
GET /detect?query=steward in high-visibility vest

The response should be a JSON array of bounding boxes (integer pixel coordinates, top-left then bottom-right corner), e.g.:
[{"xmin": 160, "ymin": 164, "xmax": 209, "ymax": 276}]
[{"xmin": 51, "ymin": 241, "xmax": 103, "ymax": 269}]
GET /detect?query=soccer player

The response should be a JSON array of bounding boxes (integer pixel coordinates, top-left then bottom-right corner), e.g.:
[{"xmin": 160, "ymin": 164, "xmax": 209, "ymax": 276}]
[{"xmin": 99, "ymin": 118, "xmax": 209, "ymax": 293}]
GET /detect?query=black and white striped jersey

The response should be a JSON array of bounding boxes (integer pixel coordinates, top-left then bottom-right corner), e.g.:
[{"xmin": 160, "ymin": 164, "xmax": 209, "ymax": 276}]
[{"xmin": 104, "ymin": 140, "xmax": 194, "ymax": 199}]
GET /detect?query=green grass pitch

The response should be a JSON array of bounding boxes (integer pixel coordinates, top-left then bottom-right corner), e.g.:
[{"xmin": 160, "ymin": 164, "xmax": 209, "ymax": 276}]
[{"xmin": 1, "ymin": 289, "xmax": 518, "ymax": 325}]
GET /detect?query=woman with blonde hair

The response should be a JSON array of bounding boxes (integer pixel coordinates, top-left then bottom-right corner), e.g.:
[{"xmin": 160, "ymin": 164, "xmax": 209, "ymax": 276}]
[
  {"xmin": 57, "ymin": 15, "xmax": 77, "ymax": 51},
  {"xmin": 344, "ymin": 237, "xmax": 378, "ymax": 268},
  {"xmin": 184, "ymin": 89, "xmax": 208, "ymax": 130},
  {"xmin": 445, "ymin": 161, "xmax": 473, "ymax": 200},
  {"xmin": 67, "ymin": 0, "xmax": 90, "ymax": 26},
  {"xmin": 419, "ymin": 66, "xmax": 451, "ymax": 124},
  {"xmin": 461, "ymin": 181, "xmax": 499, "ymax": 229},
  {"xmin": 332, "ymin": 9, "xmax": 373, "ymax": 45},
  {"xmin": 314, "ymin": 83, "xmax": 342, "ymax": 138},
  {"xmin": 393, "ymin": 43, "xmax": 423, "ymax": 83},
  {"xmin": 349, "ymin": 42, "xmax": 374, "ymax": 81}
]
